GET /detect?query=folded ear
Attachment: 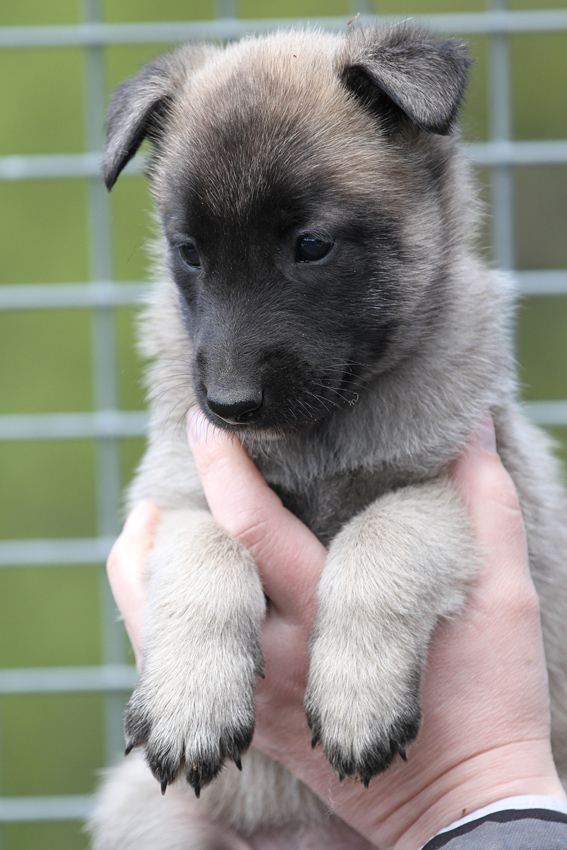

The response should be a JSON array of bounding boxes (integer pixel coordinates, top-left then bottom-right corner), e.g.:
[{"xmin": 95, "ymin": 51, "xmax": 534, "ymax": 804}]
[
  {"xmin": 341, "ymin": 24, "xmax": 471, "ymax": 136},
  {"xmin": 102, "ymin": 44, "xmax": 212, "ymax": 191}
]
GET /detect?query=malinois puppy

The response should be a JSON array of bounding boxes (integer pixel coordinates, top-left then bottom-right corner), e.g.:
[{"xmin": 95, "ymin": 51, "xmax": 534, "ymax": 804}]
[{"xmin": 90, "ymin": 23, "xmax": 567, "ymax": 849}]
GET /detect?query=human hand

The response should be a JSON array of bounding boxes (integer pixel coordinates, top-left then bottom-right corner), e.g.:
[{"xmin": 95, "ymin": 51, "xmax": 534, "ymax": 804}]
[
  {"xmin": 107, "ymin": 416, "xmax": 566, "ymax": 850},
  {"xmin": 106, "ymin": 500, "xmax": 159, "ymax": 672}
]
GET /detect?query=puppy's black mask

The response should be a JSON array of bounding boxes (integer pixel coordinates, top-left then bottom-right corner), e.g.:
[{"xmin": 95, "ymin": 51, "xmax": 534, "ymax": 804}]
[{"xmin": 165, "ymin": 145, "xmax": 404, "ymax": 434}]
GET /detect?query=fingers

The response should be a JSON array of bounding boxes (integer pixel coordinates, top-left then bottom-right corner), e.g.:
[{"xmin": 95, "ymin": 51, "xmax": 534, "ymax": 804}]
[
  {"xmin": 188, "ymin": 411, "xmax": 326, "ymax": 620},
  {"xmin": 416, "ymin": 419, "xmax": 552, "ymax": 799},
  {"xmin": 106, "ymin": 501, "xmax": 159, "ymax": 670},
  {"xmin": 451, "ymin": 416, "xmax": 535, "ymax": 610}
]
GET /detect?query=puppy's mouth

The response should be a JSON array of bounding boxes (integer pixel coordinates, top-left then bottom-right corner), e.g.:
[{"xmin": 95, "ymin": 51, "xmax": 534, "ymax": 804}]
[{"xmin": 196, "ymin": 367, "xmax": 361, "ymax": 436}]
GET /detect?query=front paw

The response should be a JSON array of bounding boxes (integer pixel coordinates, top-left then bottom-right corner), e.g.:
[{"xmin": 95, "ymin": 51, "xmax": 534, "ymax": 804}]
[
  {"xmin": 125, "ymin": 640, "xmax": 263, "ymax": 797},
  {"xmin": 304, "ymin": 638, "xmax": 421, "ymax": 786}
]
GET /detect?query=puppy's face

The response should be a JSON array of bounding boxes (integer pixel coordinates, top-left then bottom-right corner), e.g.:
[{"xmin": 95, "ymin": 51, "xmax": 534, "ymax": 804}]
[
  {"xmin": 159, "ymin": 49, "xmax": 406, "ymax": 434},
  {"xmin": 104, "ymin": 28, "xmax": 470, "ymax": 436}
]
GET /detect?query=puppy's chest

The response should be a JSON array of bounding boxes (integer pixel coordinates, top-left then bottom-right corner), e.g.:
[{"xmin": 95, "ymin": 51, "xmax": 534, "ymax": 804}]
[{"xmin": 269, "ymin": 471, "xmax": 395, "ymax": 546}]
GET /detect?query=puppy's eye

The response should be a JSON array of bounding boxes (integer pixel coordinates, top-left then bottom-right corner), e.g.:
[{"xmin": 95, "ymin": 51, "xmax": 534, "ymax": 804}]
[
  {"xmin": 179, "ymin": 243, "xmax": 201, "ymax": 268},
  {"xmin": 295, "ymin": 235, "xmax": 334, "ymax": 263}
]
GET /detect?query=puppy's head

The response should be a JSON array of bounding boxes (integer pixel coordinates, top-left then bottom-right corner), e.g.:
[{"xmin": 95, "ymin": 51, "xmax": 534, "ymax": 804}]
[{"xmin": 104, "ymin": 26, "xmax": 471, "ymax": 436}]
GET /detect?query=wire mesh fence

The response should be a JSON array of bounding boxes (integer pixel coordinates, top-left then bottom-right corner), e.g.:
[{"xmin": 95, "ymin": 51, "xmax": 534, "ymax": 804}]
[{"xmin": 0, "ymin": 0, "xmax": 566, "ymax": 842}]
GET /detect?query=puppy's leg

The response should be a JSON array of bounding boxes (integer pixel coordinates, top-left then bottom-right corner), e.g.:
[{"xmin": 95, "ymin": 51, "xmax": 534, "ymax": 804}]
[
  {"xmin": 125, "ymin": 509, "xmax": 266, "ymax": 795},
  {"xmin": 305, "ymin": 477, "xmax": 477, "ymax": 785}
]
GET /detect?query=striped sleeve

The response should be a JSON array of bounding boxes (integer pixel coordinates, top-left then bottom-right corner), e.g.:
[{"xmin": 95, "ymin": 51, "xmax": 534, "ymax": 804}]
[{"xmin": 423, "ymin": 807, "xmax": 567, "ymax": 849}]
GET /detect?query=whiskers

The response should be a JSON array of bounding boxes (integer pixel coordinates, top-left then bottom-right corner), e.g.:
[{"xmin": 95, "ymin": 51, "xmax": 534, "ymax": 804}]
[
  {"xmin": 144, "ymin": 353, "xmax": 369, "ymax": 445},
  {"xmin": 310, "ymin": 357, "xmax": 369, "ymax": 413}
]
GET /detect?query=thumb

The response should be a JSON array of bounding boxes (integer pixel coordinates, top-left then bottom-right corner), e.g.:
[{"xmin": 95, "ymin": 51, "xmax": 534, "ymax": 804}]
[{"xmin": 187, "ymin": 410, "xmax": 325, "ymax": 619}]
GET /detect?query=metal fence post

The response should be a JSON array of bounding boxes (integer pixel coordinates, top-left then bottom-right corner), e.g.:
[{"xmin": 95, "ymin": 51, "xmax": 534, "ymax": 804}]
[
  {"xmin": 489, "ymin": 0, "xmax": 515, "ymax": 270},
  {"xmin": 217, "ymin": 0, "xmax": 237, "ymax": 19},
  {"xmin": 83, "ymin": 0, "xmax": 128, "ymax": 764}
]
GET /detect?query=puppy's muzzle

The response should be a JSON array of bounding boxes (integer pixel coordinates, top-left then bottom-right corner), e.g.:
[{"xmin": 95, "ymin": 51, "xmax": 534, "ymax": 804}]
[{"xmin": 206, "ymin": 386, "xmax": 264, "ymax": 425}]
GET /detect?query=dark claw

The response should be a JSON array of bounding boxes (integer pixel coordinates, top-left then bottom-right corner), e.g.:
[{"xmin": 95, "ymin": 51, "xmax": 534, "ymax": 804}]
[
  {"xmin": 194, "ymin": 783, "xmax": 201, "ymax": 799},
  {"xmin": 338, "ymin": 772, "xmax": 345, "ymax": 785},
  {"xmin": 234, "ymin": 755, "xmax": 242, "ymax": 771},
  {"xmin": 311, "ymin": 735, "xmax": 319, "ymax": 750},
  {"xmin": 161, "ymin": 778, "xmax": 167, "ymax": 796},
  {"xmin": 363, "ymin": 774, "xmax": 371, "ymax": 790},
  {"xmin": 124, "ymin": 743, "xmax": 133, "ymax": 757},
  {"xmin": 399, "ymin": 747, "xmax": 408, "ymax": 763}
]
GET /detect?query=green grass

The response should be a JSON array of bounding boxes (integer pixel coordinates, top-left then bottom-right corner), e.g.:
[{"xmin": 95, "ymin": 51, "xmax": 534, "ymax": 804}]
[{"xmin": 2, "ymin": 823, "xmax": 90, "ymax": 850}]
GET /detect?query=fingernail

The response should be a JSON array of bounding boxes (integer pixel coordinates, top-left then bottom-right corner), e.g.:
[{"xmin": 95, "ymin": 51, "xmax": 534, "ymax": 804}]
[
  {"xmin": 123, "ymin": 501, "xmax": 158, "ymax": 535},
  {"xmin": 187, "ymin": 409, "xmax": 209, "ymax": 446},
  {"xmin": 477, "ymin": 415, "xmax": 497, "ymax": 454}
]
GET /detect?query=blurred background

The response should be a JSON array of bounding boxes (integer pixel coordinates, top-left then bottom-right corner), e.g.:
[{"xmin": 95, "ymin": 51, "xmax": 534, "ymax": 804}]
[{"xmin": 0, "ymin": 0, "xmax": 566, "ymax": 847}]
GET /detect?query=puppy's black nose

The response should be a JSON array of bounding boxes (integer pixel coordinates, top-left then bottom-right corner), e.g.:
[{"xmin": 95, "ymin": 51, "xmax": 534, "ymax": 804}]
[{"xmin": 206, "ymin": 389, "xmax": 263, "ymax": 424}]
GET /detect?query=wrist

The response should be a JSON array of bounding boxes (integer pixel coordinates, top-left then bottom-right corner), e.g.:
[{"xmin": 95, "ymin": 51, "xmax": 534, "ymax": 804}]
[
  {"xmin": 385, "ymin": 741, "xmax": 566, "ymax": 850},
  {"xmin": 419, "ymin": 794, "xmax": 567, "ymax": 849}
]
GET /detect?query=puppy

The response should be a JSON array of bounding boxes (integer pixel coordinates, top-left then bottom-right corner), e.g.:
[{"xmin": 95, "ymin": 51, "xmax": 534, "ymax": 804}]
[{"xmin": 90, "ymin": 24, "xmax": 567, "ymax": 849}]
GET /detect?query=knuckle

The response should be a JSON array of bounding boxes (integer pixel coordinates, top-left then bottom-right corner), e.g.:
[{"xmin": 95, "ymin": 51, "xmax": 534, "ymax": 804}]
[
  {"xmin": 492, "ymin": 563, "xmax": 541, "ymax": 622},
  {"xmin": 499, "ymin": 500, "xmax": 527, "ymax": 543},
  {"xmin": 231, "ymin": 506, "xmax": 272, "ymax": 556},
  {"xmin": 517, "ymin": 578, "xmax": 541, "ymax": 620},
  {"xmin": 484, "ymin": 459, "xmax": 522, "ymax": 515}
]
